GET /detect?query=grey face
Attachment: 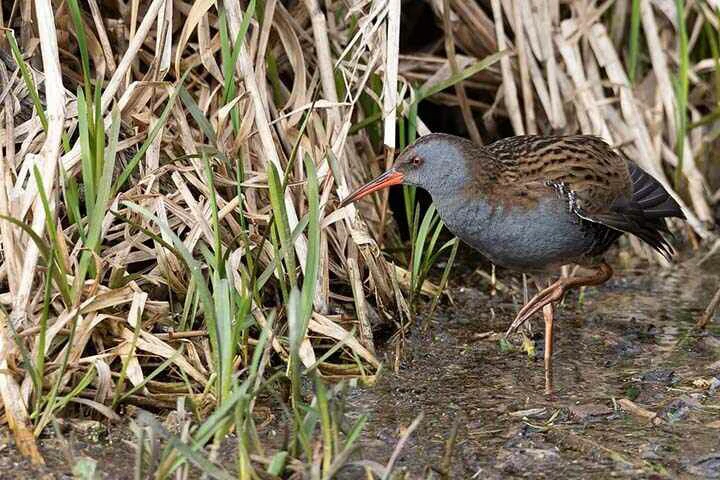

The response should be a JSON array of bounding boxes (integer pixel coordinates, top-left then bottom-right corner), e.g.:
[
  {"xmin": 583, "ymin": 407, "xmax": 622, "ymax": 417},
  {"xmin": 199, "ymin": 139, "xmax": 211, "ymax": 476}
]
[
  {"xmin": 339, "ymin": 133, "xmax": 471, "ymax": 209},
  {"xmin": 393, "ymin": 136, "xmax": 468, "ymax": 197},
  {"xmin": 392, "ymin": 145, "xmax": 424, "ymax": 186}
]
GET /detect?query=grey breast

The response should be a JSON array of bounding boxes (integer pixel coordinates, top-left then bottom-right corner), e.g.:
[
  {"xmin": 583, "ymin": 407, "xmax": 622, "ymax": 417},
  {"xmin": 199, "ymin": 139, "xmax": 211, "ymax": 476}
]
[{"xmin": 435, "ymin": 194, "xmax": 596, "ymax": 272}]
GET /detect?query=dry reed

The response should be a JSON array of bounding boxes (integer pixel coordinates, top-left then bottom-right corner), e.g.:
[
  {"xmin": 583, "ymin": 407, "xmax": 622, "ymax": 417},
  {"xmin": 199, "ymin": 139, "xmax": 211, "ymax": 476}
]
[{"xmin": 0, "ymin": 0, "xmax": 718, "ymax": 470}]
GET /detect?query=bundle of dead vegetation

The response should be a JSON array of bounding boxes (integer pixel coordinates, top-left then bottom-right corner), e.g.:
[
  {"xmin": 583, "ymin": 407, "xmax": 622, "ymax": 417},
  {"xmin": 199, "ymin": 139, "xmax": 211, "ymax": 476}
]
[{"xmin": 0, "ymin": 0, "xmax": 717, "ymax": 477}]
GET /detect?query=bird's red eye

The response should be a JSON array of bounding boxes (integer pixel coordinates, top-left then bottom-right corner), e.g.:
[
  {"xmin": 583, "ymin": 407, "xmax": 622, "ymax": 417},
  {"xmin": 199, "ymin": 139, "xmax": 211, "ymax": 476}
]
[{"xmin": 411, "ymin": 156, "xmax": 422, "ymax": 166}]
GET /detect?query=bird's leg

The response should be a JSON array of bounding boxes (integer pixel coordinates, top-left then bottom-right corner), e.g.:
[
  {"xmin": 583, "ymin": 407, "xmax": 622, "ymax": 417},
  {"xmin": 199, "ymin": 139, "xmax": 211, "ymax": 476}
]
[
  {"xmin": 542, "ymin": 301, "xmax": 554, "ymax": 395},
  {"xmin": 506, "ymin": 262, "xmax": 613, "ymax": 336}
]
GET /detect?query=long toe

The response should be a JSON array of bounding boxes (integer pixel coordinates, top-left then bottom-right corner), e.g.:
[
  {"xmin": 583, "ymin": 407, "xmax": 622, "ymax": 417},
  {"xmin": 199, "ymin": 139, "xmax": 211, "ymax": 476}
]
[{"xmin": 506, "ymin": 285, "xmax": 565, "ymax": 335}]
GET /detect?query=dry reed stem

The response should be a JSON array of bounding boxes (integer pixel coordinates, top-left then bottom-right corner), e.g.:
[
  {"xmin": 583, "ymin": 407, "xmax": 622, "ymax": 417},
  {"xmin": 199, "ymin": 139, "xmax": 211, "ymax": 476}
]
[
  {"xmin": 490, "ymin": 0, "xmax": 525, "ymax": 134},
  {"xmin": 0, "ymin": 0, "xmax": 718, "ymax": 464},
  {"xmin": 0, "ymin": 0, "xmax": 66, "ymax": 463},
  {"xmin": 383, "ymin": 0, "xmax": 401, "ymax": 145},
  {"xmin": 442, "ymin": 0, "xmax": 483, "ymax": 144},
  {"xmin": 347, "ymin": 257, "xmax": 374, "ymax": 352},
  {"xmin": 511, "ymin": 0, "xmax": 537, "ymax": 134}
]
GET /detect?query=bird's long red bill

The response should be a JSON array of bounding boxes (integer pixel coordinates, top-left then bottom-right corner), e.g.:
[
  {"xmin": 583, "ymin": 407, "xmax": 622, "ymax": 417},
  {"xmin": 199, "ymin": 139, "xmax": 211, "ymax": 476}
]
[{"xmin": 339, "ymin": 169, "xmax": 404, "ymax": 208}]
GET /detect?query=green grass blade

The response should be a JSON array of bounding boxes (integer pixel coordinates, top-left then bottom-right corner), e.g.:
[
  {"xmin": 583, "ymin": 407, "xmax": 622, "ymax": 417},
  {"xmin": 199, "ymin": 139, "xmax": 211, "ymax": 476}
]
[
  {"xmin": 113, "ymin": 73, "xmax": 188, "ymax": 194},
  {"xmin": 222, "ymin": 0, "xmax": 256, "ymax": 102},
  {"xmin": 267, "ymin": 163, "xmax": 297, "ymax": 289},
  {"xmin": 416, "ymin": 50, "xmax": 508, "ymax": 103},
  {"xmin": 5, "ymin": 31, "xmax": 47, "ymax": 130},
  {"xmin": 77, "ymin": 88, "xmax": 96, "ymax": 213},
  {"xmin": 628, "ymin": 0, "xmax": 641, "ymax": 83},
  {"xmin": 203, "ymin": 153, "xmax": 224, "ymax": 274},
  {"xmin": 93, "ymin": 81, "xmax": 105, "ymax": 187},
  {"xmin": 65, "ymin": 0, "xmax": 92, "ymax": 98},
  {"xmin": 343, "ymin": 414, "xmax": 368, "ymax": 451},
  {"xmin": 267, "ymin": 451, "xmax": 288, "ymax": 475},
  {"xmin": 412, "ymin": 204, "xmax": 439, "ymax": 292},
  {"xmin": 112, "ymin": 312, "xmax": 143, "ymax": 409},
  {"xmin": 76, "ymin": 105, "xmax": 120, "ymax": 292},
  {"xmin": 213, "ymin": 276, "xmax": 235, "ymax": 402},
  {"xmin": 403, "ymin": 106, "xmax": 419, "ymax": 242},
  {"xmin": 35, "ymin": 310, "xmax": 81, "ymax": 434},
  {"xmin": 429, "ymin": 238, "xmax": 459, "ymax": 317},
  {"xmin": 287, "ymin": 287, "xmax": 302, "ymax": 410},
  {"xmin": 179, "ymin": 87, "xmax": 217, "ymax": 144},
  {"xmin": 60, "ymin": 169, "xmax": 85, "ymax": 242},
  {"xmin": 315, "ymin": 376, "xmax": 333, "ymax": 476},
  {"xmin": 419, "ymin": 215, "xmax": 446, "ymax": 281},
  {"xmin": 301, "ymin": 154, "xmax": 320, "ymax": 325},
  {"xmin": 674, "ymin": 0, "xmax": 689, "ymax": 188},
  {"xmin": 34, "ymin": 258, "xmax": 55, "ymax": 412},
  {"xmin": 119, "ymin": 349, "xmax": 180, "ymax": 404},
  {"xmin": 32, "ymin": 167, "xmax": 73, "ymax": 303}
]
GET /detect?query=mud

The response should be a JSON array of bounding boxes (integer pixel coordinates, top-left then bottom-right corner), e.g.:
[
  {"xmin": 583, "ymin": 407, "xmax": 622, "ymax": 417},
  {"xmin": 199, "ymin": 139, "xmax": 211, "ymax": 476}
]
[
  {"xmin": 343, "ymin": 252, "xmax": 720, "ymax": 478},
  {"xmin": 1, "ymin": 252, "xmax": 719, "ymax": 479}
]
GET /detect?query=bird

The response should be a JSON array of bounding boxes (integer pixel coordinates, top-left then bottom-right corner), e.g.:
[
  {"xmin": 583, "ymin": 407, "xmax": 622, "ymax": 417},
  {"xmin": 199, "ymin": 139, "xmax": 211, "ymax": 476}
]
[{"xmin": 340, "ymin": 133, "xmax": 685, "ymax": 391}]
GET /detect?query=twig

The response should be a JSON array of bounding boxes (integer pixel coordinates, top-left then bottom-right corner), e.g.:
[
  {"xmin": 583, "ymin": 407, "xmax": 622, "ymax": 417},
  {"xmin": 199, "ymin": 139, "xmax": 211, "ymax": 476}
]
[
  {"xmin": 617, "ymin": 398, "xmax": 660, "ymax": 423},
  {"xmin": 511, "ymin": 0, "xmax": 536, "ymax": 134},
  {"xmin": 383, "ymin": 413, "xmax": 423, "ymax": 479},
  {"xmin": 439, "ymin": 417, "xmax": 460, "ymax": 479},
  {"xmin": 697, "ymin": 284, "xmax": 720, "ymax": 329}
]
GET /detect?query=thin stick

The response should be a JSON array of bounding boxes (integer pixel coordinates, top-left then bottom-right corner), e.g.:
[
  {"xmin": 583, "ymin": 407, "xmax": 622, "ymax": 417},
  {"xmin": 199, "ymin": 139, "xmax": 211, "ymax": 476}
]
[
  {"xmin": 697, "ymin": 284, "xmax": 720, "ymax": 329},
  {"xmin": 383, "ymin": 413, "xmax": 423, "ymax": 478}
]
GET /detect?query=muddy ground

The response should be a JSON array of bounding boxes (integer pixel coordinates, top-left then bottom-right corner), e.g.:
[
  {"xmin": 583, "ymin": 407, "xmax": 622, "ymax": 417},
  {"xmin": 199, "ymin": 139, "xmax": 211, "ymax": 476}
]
[
  {"xmin": 343, "ymin": 252, "xmax": 720, "ymax": 478},
  {"xmin": 1, "ymin": 250, "xmax": 719, "ymax": 479}
]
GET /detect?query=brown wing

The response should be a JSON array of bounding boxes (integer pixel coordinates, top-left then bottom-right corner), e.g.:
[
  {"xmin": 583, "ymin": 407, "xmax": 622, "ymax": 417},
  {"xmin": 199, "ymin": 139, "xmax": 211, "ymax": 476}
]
[
  {"xmin": 486, "ymin": 135, "xmax": 631, "ymax": 213},
  {"xmin": 486, "ymin": 135, "xmax": 683, "ymax": 259}
]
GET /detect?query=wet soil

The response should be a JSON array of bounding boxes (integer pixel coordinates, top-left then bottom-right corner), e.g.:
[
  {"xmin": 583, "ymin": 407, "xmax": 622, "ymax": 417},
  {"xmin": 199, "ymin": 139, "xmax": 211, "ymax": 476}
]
[
  {"xmin": 344, "ymin": 254, "xmax": 720, "ymax": 478},
  {"xmin": 0, "ymin": 420, "xmax": 136, "ymax": 479},
  {"xmin": 1, "ymin": 254, "xmax": 719, "ymax": 479}
]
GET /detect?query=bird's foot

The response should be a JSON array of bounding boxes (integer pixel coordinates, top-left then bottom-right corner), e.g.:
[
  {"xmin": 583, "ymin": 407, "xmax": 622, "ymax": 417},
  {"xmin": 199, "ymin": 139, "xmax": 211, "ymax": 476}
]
[
  {"xmin": 506, "ymin": 280, "xmax": 566, "ymax": 335},
  {"xmin": 505, "ymin": 262, "xmax": 613, "ymax": 336}
]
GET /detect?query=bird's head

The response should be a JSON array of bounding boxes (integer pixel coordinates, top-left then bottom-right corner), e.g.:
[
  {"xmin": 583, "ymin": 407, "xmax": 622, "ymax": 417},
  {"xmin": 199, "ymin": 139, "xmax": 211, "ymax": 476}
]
[{"xmin": 339, "ymin": 133, "xmax": 472, "ymax": 208}]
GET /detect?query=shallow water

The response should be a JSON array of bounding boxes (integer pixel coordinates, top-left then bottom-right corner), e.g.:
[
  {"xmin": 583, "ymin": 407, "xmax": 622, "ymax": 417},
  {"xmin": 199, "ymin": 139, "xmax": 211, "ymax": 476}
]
[{"xmin": 343, "ymin": 256, "xmax": 720, "ymax": 478}]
